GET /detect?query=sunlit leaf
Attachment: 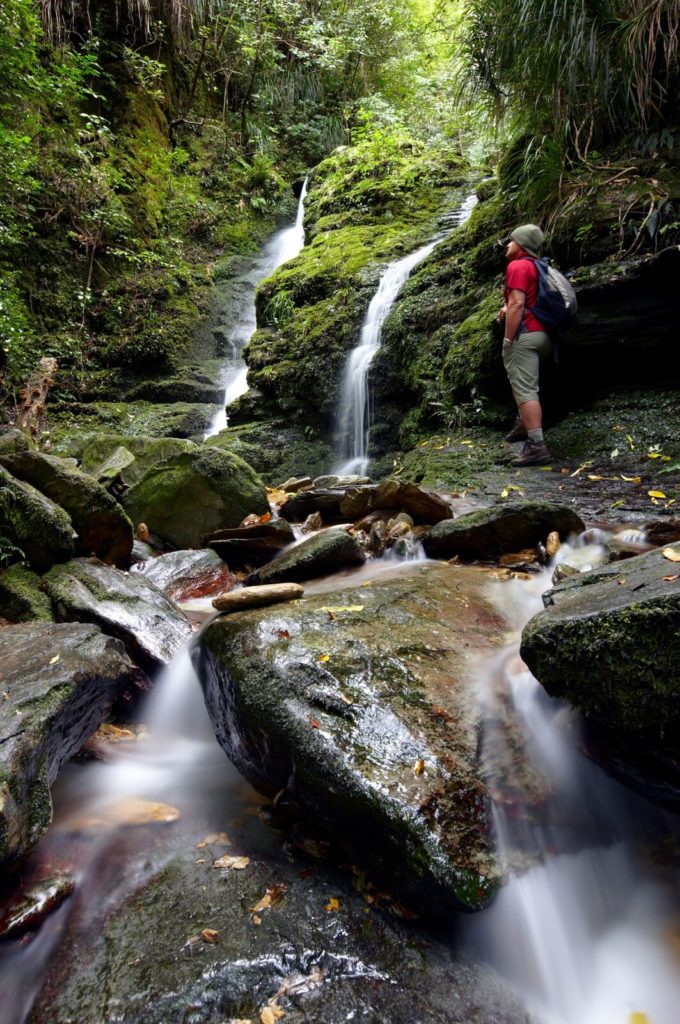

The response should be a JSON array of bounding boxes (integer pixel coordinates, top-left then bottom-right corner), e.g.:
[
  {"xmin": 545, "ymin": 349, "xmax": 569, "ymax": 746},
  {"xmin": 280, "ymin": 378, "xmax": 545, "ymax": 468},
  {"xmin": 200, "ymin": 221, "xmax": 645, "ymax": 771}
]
[
  {"xmin": 49, "ymin": 655, "xmax": 60, "ymax": 664},
  {"xmin": 662, "ymin": 548, "xmax": 680, "ymax": 562},
  {"xmin": 201, "ymin": 928, "xmax": 220, "ymax": 944},
  {"xmin": 648, "ymin": 490, "xmax": 667, "ymax": 499},
  {"xmin": 213, "ymin": 854, "xmax": 250, "ymax": 870},
  {"xmin": 325, "ymin": 897, "xmax": 341, "ymax": 912},
  {"xmin": 318, "ymin": 654, "xmax": 330, "ymax": 662},
  {"xmin": 413, "ymin": 758, "xmax": 425, "ymax": 776},
  {"xmin": 620, "ymin": 474, "xmax": 641, "ymax": 483}
]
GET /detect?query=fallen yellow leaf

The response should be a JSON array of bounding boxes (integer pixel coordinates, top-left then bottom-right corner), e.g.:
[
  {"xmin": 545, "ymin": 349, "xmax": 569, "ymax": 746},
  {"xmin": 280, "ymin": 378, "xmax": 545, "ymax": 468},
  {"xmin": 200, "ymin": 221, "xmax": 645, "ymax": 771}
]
[
  {"xmin": 586, "ymin": 474, "xmax": 604, "ymax": 481},
  {"xmin": 325, "ymin": 897, "xmax": 341, "ymax": 912},
  {"xmin": 213, "ymin": 854, "xmax": 250, "ymax": 870},
  {"xmin": 648, "ymin": 490, "xmax": 667, "ymax": 499},
  {"xmin": 200, "ymin": 928, "xmax": 220, "ymax": 944},
  {"xmin": 662, "ymin": 547, "xmax": 680, "ymax": 562},
  {"xmin": 49, "ymin": 655, "xmax": 60, "ymax": 664},
  {"xmin": 318, "ymin": 654, "xmax": 330, "ymax": 662},
  {"xmin": 413, "ymin": 758, "xmax": 425, "ymax": 777},
  {"xmin": 319, "ymin": 605, "xmax": 364, "ymax": 613}
]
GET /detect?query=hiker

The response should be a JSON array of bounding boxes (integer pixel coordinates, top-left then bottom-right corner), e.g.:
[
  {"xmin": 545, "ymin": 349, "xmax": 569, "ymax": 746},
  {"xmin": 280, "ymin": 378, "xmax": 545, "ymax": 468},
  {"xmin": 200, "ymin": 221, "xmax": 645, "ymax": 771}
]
[{"xmin": 499, "ymin": 224, "xmax": 552, "ymax": 467}]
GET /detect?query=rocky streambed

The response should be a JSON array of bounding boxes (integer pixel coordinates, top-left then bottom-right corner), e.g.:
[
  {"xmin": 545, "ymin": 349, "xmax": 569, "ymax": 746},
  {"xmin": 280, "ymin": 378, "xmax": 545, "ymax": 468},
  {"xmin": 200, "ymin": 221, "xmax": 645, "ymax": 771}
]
[{"xmin": 1, "ymin": 423, "xmax": 679, "ymax": 1023}]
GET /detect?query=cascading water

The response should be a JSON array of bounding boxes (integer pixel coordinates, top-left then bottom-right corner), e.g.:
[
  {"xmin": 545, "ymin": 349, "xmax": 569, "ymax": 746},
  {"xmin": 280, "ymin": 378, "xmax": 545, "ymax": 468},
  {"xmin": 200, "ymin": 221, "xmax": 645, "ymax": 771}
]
[
  {"xmin": 467, "ymin": 557, "xmax": 680, "ymax": 1024},
  {"xmin": 333, "ymin": 191, "xmax": 479, "ymax": 476},
  {"xmin": 204, "ymin": 178, "xmax": 308, "ymax": 438}
]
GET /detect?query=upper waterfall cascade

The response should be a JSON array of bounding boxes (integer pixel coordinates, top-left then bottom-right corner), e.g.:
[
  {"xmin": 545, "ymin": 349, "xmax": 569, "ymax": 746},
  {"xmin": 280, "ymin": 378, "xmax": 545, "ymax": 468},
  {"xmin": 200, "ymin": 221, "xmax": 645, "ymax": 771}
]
[
  {"xmin": 205, "ymin": 178, "xmax": 308, "ymax": 438},
  {"xmin": 333, "ymin": 191, "xmax": 479, "ymax": 476}
]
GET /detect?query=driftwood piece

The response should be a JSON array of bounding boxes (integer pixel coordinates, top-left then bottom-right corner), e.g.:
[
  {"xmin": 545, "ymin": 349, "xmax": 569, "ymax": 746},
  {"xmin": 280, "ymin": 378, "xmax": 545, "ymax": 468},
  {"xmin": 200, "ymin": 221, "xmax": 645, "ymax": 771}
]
[{"xmin": 16, "ymin": 358, "xmax": 58, "ymax": 442}]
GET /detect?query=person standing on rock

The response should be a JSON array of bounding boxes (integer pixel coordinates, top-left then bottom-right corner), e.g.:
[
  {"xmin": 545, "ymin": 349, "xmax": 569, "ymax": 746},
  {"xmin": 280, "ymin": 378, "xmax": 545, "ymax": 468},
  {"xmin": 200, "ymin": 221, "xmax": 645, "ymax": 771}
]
[{"xmin": 499, "ymin": 224, "xmax": 552, "ymax": 467}]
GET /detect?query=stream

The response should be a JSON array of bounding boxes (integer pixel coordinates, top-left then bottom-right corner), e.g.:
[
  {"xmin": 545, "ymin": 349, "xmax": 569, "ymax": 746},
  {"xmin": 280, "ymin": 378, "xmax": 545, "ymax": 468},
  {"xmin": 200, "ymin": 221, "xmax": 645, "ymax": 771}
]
[{"xmin": 1, "ymin": 540, "xmax": 678, "ymax": 1023}]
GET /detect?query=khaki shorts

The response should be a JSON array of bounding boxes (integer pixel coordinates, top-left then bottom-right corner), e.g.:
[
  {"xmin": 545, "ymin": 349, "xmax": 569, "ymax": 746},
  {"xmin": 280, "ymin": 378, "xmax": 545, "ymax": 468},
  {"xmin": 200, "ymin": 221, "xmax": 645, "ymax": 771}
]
[{"xmin": 502, "ymin": 331, "xmax": 552, "ymax": 405}]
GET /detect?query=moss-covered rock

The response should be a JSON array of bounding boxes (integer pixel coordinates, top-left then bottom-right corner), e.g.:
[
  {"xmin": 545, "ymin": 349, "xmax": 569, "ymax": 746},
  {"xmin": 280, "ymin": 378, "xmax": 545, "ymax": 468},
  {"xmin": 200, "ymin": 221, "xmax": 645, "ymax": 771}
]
[
  {"xmin": 48, "ymin": 403, "xmax": 216, "ymax": 451},
  {"xmin": 0, "ymin": 467, "xmax": 75, "ymax": 572},
  {"xmin": 244, "ymin": 527, "xmax": 365, "ymax": 585},
  {"xmin": 122, "ymin": 447, "xmax": 269, "ymax": 548},
  {"xmin": 203, "ymin": 420, "xmax": 332, "ymax": 485},
  {"xmin": 422, "ymin": 501, "xmax": 585, "ymax": 560},
  {"xmin": 0, "ymin": 564, "xmax": 54, "ymax": 623},
  {"xmin": 0, "ymin": 451, "xmax": 133, "ymax": 567}
]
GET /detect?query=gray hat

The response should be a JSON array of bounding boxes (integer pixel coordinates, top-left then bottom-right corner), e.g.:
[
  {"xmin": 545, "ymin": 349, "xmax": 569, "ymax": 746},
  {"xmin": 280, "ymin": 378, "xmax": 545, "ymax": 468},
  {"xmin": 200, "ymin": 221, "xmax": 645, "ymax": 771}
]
[{"xmin": 510, "ymin": 224, "xmax": 544, "ymax": 257}]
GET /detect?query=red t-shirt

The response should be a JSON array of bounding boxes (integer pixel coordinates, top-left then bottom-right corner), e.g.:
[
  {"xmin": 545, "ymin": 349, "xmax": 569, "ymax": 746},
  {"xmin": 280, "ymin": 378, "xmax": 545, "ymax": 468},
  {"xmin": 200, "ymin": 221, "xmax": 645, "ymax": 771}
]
[{"xmin": 504, "ymin": 256, "xmax": 545, "ymax": 333}]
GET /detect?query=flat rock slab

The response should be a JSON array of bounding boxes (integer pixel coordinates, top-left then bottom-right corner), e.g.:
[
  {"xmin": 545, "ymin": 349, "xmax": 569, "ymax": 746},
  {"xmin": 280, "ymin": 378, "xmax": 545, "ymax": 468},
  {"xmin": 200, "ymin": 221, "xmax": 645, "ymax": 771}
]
[
  {"xmin": 0, "ymin": 623, "xmax": 141, "ymax": 863},
  {"xmin": 0, "ymin": 450, "xmax": 133, "ymax": 567},
  {"xmin": 135, "ymin": 549, "xmax": 234, "ymax": 602},
  {"xmin": 212, "ymin": 582, "xmax": 304, "ymax": 612},
  {"xmin": 423, "ymin": 500, "xmax": 585, "ymax": 560},
  {"xmin": 279, "ymin": 487, "xmax": 345, "ymax": 523},
  {"xmin": 205, "ymin": 519, "xmax": 294, "ymax": 568},
  {"xmin": 44, "ymin": 558, "xmax": 193, "ymax": 670},
  {"xmin": 244, "ymin": 528, "xmax": 365, "ymax": 586},
  {"xmin": 196, "ymin": 562, "xmax": 508, "ymax": 912},
  {"xmin": 521, "ymin": 543, "xmax": 680, "ymax": 808}
]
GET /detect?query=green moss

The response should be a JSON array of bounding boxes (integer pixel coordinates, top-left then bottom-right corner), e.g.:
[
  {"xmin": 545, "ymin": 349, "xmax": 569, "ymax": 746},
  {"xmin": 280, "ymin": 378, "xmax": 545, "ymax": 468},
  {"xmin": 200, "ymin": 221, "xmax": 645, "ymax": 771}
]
[{"xmin": 0, "ymin": 564, "xmax": 54, "ymax": 622}]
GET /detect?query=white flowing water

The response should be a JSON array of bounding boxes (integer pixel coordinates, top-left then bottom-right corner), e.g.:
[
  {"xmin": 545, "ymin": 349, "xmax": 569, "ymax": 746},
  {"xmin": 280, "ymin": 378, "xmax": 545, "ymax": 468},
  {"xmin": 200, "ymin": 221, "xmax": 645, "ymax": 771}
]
[
  {"xmin": 333, "ymin": 191, "xmax": 479, "ymax": 476},
  {"xmin": 466, "ymin": 557, "xmax": 680, "ymax": 1024},
  {"xmin": 204, "ymin": 178, "xmax": 308, "ymax": 437}
]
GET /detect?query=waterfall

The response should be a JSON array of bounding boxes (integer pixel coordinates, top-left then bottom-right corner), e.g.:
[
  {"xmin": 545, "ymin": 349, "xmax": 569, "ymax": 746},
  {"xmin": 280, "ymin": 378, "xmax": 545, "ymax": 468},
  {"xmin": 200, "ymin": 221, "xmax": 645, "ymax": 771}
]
[
  {"xmin": 205, "ymin": 178, "xmax": 308, "ymax": 438},
  {"xmin": 333, "ymin": 191, "xmax": 479, "ymax": 476}
]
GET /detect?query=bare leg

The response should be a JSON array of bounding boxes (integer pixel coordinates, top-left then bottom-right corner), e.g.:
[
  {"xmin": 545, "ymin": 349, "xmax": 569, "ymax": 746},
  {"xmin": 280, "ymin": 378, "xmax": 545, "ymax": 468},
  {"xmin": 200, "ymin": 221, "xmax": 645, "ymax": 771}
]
[{"xmin": 519, "ymin": 399, "xmax": 542, "ymax": 432}]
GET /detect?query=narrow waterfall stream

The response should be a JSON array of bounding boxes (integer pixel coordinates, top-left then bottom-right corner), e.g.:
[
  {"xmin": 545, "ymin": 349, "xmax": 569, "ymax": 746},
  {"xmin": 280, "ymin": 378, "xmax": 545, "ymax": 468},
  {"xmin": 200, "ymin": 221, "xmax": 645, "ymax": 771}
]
[
  {"xmin": 204, "ymin": 178, "xmax": 308, "ymax": 438},
  {"xmin": 1, "ymin": 533, "xmax": 678, "ymax": 1024},
  {"xmin": 333, "ymin": 192, "xmax": 478, "ymax": 476}
]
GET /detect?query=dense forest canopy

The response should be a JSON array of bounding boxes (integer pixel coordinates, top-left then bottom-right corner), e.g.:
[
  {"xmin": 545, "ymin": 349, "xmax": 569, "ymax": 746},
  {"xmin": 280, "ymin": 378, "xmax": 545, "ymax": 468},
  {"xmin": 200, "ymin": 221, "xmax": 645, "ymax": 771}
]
[{"xmin": 0, "ymin": 0, "xmax": 678, "ymax": 390}]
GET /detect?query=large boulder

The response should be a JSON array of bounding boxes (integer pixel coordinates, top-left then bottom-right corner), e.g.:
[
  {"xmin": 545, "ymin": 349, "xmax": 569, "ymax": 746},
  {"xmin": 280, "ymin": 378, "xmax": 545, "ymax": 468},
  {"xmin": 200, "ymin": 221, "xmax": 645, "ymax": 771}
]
[
  {"xmin": 44, "ymin": 558, "xmax": 193, "ymax": 670},
  {"xmin": 0, "ymin": 623, "xmax": 141, "ymax": 863},
  {"xmin": 279, "ymin": 487, "xmax": 345, "ymax": 523},
  {"xmin": 244, "ymin": 528, "xmax": 365, "ymax": 586},
  {"xmin": 422, "ymin": 500, "xmax": 585, "ymax": 560},
  {"xmin": 134, "ymin": 549, "xmax": 235, "ymax": 602},
  {"xmin": 196, "ymin": 562, "xmax": 507, "ymax": 912},
  {"xmin": 521, "ymin": 543, "xmax": 680, "ymax": 806},
  {"xmin": 0, "ymin": 467, "xmax": 75, "ymax": 572},
  {"xmin": 0, "ymin": 563, "xmax": 54, "ymax": 622},
  {"xmin": 122, "ymin": 447, "xmax": 269, "ymax": 549},
  {"xmin": 206, "ymin": 518, "xmax": 295, "ymax": 568},
  {"xmin": 0, "ymin": 450, "xmax": 133, "ymax": 567}
]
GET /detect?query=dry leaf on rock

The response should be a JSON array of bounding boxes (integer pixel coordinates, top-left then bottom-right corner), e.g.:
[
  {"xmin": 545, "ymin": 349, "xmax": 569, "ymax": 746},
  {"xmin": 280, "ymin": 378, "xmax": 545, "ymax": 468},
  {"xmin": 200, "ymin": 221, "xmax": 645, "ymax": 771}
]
[
  {"xmin": 318, "ymin": 654, "xmax": 330, "ymax": 662},
  {"xmin": 309, "ymin": 718, "xmax": 321, "ymax": 729},
  {"xmin": 662, "ymin": 547, "xmax": 680, "ymax": 562},
  {"xmin": 412, "ymin": 758, "xmax": 425, "ymax": 777},
  {"xmin": 260, "ymin": 1007, "xmax": 285, "ymax": 1024},
  {"xmin": 325, "ymin": 897, "xmax": 340, "ymax": 912},
  {"xmin": 200, "ymin": 928, "xmax": 220, "ymax": 944},
  {"xmin": 649, "ymin": 490, "xmax": 667, "ymax": 500},
  {"xmin": 662, "ymin": 574, "xmax": 679, "ymax": 581},
  {"xmin": 214, "ymin": 854, "xmax": 250, "ymax": 870},
  {"xmin": 196, "ymin": 831, "xmax": 231, "ymax": 849}
]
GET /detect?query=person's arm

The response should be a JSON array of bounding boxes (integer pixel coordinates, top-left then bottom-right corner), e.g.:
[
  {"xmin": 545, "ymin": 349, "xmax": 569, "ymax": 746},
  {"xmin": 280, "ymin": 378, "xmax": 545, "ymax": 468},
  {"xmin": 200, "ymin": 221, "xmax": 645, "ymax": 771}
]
[{"xmin": 504, "ymin": 288, "xmax": 526, "ymax": 342}]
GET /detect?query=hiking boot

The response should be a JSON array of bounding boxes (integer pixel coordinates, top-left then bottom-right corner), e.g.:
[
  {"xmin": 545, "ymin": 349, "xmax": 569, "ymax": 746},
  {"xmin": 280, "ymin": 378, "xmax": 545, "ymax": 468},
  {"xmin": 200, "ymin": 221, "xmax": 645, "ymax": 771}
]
[
  {"xmin": 511, "ymin": 440, "xmax": 551, "ymax": 467},
  {"xmin": 504, "ymin": 417, "xmax": 528, "ymax": 443}
]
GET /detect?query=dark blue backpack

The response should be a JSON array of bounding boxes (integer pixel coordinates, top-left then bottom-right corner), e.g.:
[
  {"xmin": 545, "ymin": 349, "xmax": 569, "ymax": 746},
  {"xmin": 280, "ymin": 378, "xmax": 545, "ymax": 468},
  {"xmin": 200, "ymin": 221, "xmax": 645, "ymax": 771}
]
[{"xmin": 522, "ymin": 257, "xmax": 578, "ymax": 334}]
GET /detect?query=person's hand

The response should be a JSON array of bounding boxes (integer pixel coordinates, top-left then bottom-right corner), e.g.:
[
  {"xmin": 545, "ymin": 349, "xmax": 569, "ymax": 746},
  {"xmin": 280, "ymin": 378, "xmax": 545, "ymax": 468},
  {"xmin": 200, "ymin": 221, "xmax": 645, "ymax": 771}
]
[{"xmin": 498, "ymin": 304, "xmax": 507, "ymax": 322}]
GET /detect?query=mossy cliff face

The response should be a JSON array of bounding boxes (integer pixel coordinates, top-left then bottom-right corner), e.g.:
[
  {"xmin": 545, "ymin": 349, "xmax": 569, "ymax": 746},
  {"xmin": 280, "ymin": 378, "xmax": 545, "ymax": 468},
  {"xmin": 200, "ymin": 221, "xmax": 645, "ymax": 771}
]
[{"xmin": 241, "ymin": 141, "xmax": 469, "ymax": 428}]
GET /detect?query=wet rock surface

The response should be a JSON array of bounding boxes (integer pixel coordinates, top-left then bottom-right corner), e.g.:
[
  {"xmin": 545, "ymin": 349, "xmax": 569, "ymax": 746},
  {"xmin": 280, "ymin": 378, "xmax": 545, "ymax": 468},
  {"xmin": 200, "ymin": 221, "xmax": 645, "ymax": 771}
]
[
  {"xmin": 0, "ymin": 564, "xmax": 54, "ymax": 623},
  {"xmin": 44, "ymin": 558, "xmax": 193, "ymax": 670},
  {"xmin": 521, "ymin": 542, "xmax": 680, "ymax": 805},
  {"xmin": 122, "ymin": 447, "xmax": 269, "ymax": 549},
  {"xmin": 0, "ymin": 623, "xmax": 141, "ymax": 864},
  {"xmin": 196, "ymin": 562, "xmax": 507, "ymax": 912},
  {"xmin": 423, "ymin": 500, "xmax": 585, "ymax": 560},
  {"xmin": 339, "ymin": 479, "xmax": 453, "ymax": 524},
  {"xmin": 134, "ymin": 549, "xmax": 235, "ymax": 602},
  {"xmin": 205, "ymin": 518, "xmax": 295, "ymax": 568},
  {"xmin": 244, "ymin": 528, "xmax": 365, "ymax": 585}
]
